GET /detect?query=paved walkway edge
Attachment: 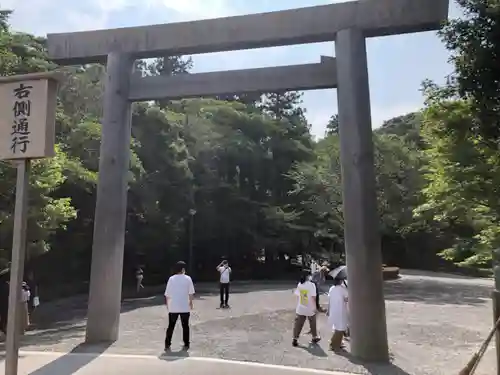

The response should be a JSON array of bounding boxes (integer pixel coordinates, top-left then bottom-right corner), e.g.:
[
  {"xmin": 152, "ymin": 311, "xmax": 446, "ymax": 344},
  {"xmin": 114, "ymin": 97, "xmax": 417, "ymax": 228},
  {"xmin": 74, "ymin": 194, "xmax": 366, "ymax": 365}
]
[{"xmin": 18, "ymin": 350, "xmax": 355, "ymax": 375}]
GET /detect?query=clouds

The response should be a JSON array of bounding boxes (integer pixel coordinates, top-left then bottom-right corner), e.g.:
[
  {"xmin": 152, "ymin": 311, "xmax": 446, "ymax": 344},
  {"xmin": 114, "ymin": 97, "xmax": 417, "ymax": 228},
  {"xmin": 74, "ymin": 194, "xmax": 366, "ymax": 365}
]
[
  {"xmin": 1, "ymin": 0, "xmax": 17, "ymax": 8},
  {"xmin": 5, "ymin": 0, "xmax": 108, "ymax": 34},
  {"xmin": 157, "ymin": 0, "xmax": 233, "ymax": 19},
  {"xmin": 3, "ymin": 0, "xmax": 234, "ymax": 35}
]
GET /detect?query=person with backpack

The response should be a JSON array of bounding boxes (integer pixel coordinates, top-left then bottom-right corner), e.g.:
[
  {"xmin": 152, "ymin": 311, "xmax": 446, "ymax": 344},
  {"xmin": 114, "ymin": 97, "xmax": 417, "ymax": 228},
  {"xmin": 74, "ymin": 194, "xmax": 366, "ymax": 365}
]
[{"xmin": 216, "ymin": 259, "xmax": 231, "ymax": 309}]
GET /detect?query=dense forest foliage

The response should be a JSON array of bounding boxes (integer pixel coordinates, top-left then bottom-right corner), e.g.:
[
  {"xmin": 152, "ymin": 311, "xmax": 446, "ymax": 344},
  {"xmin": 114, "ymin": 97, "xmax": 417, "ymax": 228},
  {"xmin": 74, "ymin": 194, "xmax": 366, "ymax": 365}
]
[{"xmin": 0, "ymin": 0, "xmax": 499, "ymax": 290}]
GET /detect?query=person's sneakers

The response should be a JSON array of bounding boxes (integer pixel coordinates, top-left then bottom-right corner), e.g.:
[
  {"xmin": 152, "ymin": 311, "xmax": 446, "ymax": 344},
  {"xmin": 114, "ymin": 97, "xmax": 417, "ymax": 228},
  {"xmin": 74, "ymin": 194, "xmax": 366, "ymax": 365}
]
[
  {"xmin": 292, "ymin": 339, "xmax": 299, "ymax": 347},
  {"xmin": 224, "ymin": 304, "xmax": 230, "ymax": 309},
  {"xmin": 164, "ymin": 345, "xmax": 171, "ymax": 352},
  {"xmin": 220, "ymin": 303, "xmax": 224, "ymax": 309},
  {"xmin": 183, "ymin": 344, "xmax": 190, "ymax": 351},
  {"xmin": 311, "ymin": 337, "xmax": 321, "ymax": 344}
]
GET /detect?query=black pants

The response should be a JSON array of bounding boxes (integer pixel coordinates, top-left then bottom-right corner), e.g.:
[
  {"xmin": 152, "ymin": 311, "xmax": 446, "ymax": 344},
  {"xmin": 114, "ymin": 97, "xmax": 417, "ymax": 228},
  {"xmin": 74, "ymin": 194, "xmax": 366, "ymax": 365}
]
[
  {"xmin": 165, "ymin": 312, "xmax": 190, "ymax": 347},
  {"xmin": 220, "ymin": 282, "xmax": 230, "ymax": 305}
]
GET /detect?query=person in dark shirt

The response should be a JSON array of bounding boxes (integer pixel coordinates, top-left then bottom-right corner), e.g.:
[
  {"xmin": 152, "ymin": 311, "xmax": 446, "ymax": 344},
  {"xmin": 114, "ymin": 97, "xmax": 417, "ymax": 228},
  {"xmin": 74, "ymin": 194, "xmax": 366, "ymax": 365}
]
[
  {"xmin": 0, "ymin": 277, "xmax": 9, "ymax": 335},
  {"xmin": 310, "ymin": 263, "xmax": 329, "ymax": 313},
  {"xmin": 26, "ymin": 271, "xmax": 38, "ymax": 316}
]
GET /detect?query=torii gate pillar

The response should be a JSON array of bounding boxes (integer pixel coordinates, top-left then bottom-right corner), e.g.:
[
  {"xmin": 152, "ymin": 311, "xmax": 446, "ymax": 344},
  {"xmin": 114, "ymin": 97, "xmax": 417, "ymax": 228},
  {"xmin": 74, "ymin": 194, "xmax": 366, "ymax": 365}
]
[
  {"xmin": 85, "ymin": 52, "xmax": 133, "ymax": 342},
  {"xmin": 335, "ymin": 28, "xmax": 389, "ymax": 360}
]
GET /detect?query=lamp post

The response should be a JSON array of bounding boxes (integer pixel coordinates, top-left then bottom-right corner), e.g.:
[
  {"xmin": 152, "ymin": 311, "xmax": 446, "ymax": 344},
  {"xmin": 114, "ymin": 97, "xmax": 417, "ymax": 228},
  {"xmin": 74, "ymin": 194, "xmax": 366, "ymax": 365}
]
[
  {"xmin": 188, "ymin": 208, "xmax": 197, "ymax": 275},
  {"xmin": 183, "ymin": 102, "xmax": 196, "ymax": 275}
]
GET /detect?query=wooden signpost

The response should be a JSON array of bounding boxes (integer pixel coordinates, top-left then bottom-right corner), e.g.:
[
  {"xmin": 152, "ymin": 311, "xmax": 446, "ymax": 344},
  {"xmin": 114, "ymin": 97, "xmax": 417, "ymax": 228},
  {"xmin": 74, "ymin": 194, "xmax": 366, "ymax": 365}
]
[{"xmin": 0, "ymin": 72, "xmax": 59, "ymax": 375}]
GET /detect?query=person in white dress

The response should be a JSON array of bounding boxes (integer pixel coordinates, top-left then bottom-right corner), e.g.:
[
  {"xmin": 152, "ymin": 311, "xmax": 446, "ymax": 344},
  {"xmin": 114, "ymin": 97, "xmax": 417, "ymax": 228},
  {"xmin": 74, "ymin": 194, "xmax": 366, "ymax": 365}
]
[{"xmin": 327, "ymin": 277, "xmax": 349, "ymax": 351}]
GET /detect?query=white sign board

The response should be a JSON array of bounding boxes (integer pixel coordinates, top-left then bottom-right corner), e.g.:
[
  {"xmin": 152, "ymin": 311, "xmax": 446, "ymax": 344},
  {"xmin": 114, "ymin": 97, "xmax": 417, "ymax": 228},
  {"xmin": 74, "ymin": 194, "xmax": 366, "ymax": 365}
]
[{"xmin": 0, "ymin": 77, "xmax": 57, "ymax": 160}]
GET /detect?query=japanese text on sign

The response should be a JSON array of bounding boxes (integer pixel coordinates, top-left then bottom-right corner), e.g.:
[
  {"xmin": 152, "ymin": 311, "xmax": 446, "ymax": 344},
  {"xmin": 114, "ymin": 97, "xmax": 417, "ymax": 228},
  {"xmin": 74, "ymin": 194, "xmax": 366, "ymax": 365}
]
[
  {"xmin": 11, "ymin": 83, "xmax": 33, "ymax": 154},
  {"xmin": 0, "ymin": 75, "xmax": 57, "ymax": 160}
]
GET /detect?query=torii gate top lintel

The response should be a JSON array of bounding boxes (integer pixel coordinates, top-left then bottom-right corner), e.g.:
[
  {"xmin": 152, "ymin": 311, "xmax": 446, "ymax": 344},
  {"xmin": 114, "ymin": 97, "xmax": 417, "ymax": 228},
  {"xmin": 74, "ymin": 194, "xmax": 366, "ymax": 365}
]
[{"xmin": 47, "ymin": 0, "xmax": 449, "ymax": 65}]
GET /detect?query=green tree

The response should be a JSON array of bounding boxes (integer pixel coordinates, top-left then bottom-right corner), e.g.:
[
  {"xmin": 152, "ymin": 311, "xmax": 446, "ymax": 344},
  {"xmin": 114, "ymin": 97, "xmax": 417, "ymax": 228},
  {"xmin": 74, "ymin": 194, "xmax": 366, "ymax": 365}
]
[
  {"xmin": 260, "ymin": 91, "xmax": 307, "ymax": 122},
  {"xmin": 375, "ymin": 112, "xmax": 424, "ymax": 148},
  {"xmin": 0, "ymin": 12, "xmax": 87, "ymax": 269},
  {"xmin": 287, "ymin": 130, "xmax": 424, "ymax": 264},
  {"xmin": 411, "ymin": 0, "xmax": 500, "ymax": 268},
  {"xmin": 325, "ymin": 114, "xmax": 339, "ymax": 136},
  {"xmin": 439, "ymin": 0, "xmax": 500, "ymax": 143},
  {"xmin": 415, "ymin": 85, "xmax": 500, "ymax": 267}
]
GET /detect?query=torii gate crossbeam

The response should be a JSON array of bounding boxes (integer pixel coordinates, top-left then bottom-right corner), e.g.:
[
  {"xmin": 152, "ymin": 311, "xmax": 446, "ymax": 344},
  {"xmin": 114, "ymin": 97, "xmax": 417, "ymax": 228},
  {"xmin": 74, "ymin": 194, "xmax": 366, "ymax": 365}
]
[{"xmin": 129, "ymin": 57, "xmax": 337, "ymax": 101}]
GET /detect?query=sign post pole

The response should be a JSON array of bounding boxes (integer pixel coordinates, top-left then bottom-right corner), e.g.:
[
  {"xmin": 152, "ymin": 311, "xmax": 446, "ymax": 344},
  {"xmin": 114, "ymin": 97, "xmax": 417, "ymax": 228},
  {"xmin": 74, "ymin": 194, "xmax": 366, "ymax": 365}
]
[
  {"xmin": 5, "ymin": 159, "xmax": 30, "ymax": 375},
  {"xmin": 0, "ymin": 72, "xmax": 59, "ymax": 375}
]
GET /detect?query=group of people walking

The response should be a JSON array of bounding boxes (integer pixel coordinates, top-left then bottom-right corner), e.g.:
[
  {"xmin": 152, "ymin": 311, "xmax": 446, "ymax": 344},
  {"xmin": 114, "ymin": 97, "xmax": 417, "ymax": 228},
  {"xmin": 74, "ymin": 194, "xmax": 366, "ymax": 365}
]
[
  {"xmin": 292, "ymin": 262, "xmax": 349, "ymax": 352},
  {"xmin": 162, "ymin": 258, "xmax": 348, "ymax": 352}
]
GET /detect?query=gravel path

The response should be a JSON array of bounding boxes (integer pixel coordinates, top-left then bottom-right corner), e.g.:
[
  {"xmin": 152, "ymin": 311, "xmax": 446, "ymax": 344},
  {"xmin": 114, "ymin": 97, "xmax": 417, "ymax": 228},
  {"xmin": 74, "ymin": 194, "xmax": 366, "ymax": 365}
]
[{"xmin": 2, "ymin": 272, "xmax": 495, "ymax": 375}]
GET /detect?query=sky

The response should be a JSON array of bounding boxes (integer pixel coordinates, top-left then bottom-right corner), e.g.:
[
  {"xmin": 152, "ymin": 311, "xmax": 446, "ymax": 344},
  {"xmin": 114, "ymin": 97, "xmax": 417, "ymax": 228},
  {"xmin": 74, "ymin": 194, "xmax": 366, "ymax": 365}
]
[{"xmin": 2, "ymin": 0, "xmax": 462, "ymax": 138}]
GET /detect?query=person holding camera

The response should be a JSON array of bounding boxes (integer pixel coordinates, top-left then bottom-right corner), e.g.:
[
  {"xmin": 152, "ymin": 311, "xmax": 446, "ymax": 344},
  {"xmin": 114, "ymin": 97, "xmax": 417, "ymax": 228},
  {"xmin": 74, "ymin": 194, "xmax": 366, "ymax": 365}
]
[{"xmin": 216, "ymin": 259, "xmax": 231, "ymax": 309}]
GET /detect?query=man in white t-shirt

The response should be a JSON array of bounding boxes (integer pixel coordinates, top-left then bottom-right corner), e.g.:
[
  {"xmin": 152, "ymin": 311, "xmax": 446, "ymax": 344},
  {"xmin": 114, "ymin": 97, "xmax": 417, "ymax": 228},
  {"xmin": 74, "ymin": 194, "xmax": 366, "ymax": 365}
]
[
  {"xmin": 216, "ymin": 259, "xmax": 231, "ymax": 308},
  {"xmin": 292, "ymin": 271, "xmax": 320, "ymax": 347},
  {"xmin": 164, "ymin": 261, "xmax": 195, "ymax": 351}
]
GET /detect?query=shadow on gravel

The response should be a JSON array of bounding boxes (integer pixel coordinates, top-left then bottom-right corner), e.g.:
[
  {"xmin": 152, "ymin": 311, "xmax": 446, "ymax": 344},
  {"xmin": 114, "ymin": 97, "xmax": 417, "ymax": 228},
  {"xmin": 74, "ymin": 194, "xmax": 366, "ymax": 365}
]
[
  {"xmin": 0, "ymin": 324, "xmax": 86, "ymax": 352},
  {"xmin": 383, "ymin": 279, "xmax": 492, "ymax": 306},
  {"xmin": 297, "ymin": 343, "xmax": 328, "ymax": 358},
  {"xmin": 159, "ymin": 349, "xmax": 190, "ymax": 362},
  {"xmin": 337, "ymin": 351, "xmax": 411, "ymax": 375}
]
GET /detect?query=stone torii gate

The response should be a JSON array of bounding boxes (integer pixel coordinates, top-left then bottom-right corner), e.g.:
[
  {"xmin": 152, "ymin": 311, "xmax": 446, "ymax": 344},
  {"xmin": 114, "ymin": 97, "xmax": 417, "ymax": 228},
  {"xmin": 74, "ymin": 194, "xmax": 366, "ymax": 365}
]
[{"xmin": 47, "ymin": 0, "xmax": 449, "ymax": 361}]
